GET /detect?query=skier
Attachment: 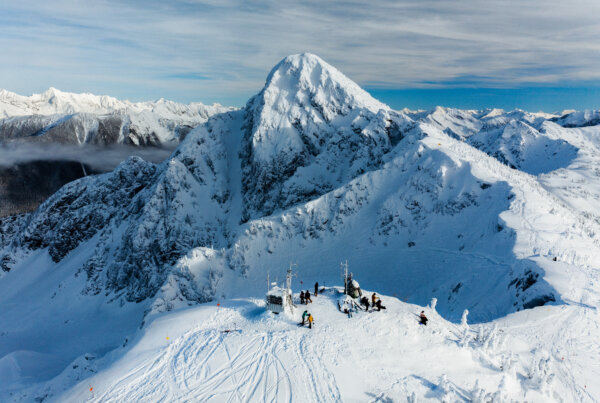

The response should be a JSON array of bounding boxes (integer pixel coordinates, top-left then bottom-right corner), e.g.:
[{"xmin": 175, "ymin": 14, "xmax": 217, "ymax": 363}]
[
  {"xmin": 300, "ymin": 291, "xmax": 305, "ymax": 305},
  {"xmin": 314, "ymin": 281, "xmax": 319, "ymax": 296},
  {"xmin": 300, "ymin": 310, "xmax": 309, "ymax": 326},
  {"xmin": 305, "ymin": 290, "xmax": 312, "ymax": 304},
  {"xmin": 371, "ymin": 293, "xmax": 379, "ymax": 308},
  {"xmin": 375, "ymin": 299, "xmax": 386, "ymax": 311},
  {"xmin": 360, "ymin": 296, "xmax": 370, "ymax": 311},
  {"xmin": 419, "ymin": 311, "xmax": 428, "ymax": 326},
  {"xmin": 308, "ymin": 313, "xmax": 314, "ymax": 329}
]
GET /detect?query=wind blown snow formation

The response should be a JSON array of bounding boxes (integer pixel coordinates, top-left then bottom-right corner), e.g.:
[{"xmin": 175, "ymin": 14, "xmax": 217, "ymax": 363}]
[{"xmin": 1, "ymin": 53, "xmax": 600, "ymax": 401}]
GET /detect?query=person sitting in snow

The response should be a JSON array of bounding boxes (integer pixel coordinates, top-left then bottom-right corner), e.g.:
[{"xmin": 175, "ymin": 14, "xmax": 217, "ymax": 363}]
[
  {"xmin": 375, "ymin": 299, "xmax": 386, "ymax": 311},
  {"xmin": 308, "ymin": 313, "xmax": 314, "ymax": 329},
  {"xmin": 419, "ymin": 311, "xmax": 428, "ymax": 326},
  {"xmin": 371, "ymin": 293, "xmax": 379, "ymax": 307},
  {"xmin": 305, "ymin": 290, "xmax": 312, "ymax": 304},
  {"xmin": 301, "ymin": 310, "xmax": 309, "ymax": 326},
  {"xmin": 360, "ymin": 296, "xmax": 370, "ymax": 311},
  {"xmin": 300, "ymin": 291, "xmax": 305, "ymax": 305}
]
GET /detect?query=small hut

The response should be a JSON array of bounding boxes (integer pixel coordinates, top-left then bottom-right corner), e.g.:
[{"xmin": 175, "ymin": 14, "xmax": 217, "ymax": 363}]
[
  {"xmin": 266, "ymin": 285, "xmax": 293, "ymax": 314},
  {"xmin": 265, "ymin": 266, "xmax": 296, "ymax": 314}
]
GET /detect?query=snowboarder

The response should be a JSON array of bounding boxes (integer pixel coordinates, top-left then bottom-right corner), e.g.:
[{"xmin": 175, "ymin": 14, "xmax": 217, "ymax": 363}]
[
  {"xmin": 305, "ymin": 290, "xmax": 312, "ymax": 304},
  {"xmin": 314, "ymin": 282, "xmax": 319, "ymax": 296},
  {"xmin": 375, "ymin": 299, "xmax": 386, "ymax": 311},
  {"xmin": 371, "ymin": 293, "xmax": 379, "ymax": 307},
  {"xmin": 300, "ymin": 291, "xmax": 305, "ymax": 305},
  {"xmin": 308, "ymin": 313, "xmax": 314, "ymax": 329},
  {"xmin": 300, "ymin": 310, "xmax": 309, "ymax": 326},
  {"xmin": 419, "ymin": 311, "xmax": 428, "ymax": 326},
  {"xmin": 360, "ymin": 296, "xmax": 370, "ymax": 311}
]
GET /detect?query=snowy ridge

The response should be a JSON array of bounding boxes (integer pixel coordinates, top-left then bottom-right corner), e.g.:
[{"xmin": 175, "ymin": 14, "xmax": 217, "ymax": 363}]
[
  {"xmin": 0, "ymin": 88, "xmax": 234, "ymax": 146},
  {"xmin": 1, "ymin": 54, "xmax": 600, "ymax": 401}
]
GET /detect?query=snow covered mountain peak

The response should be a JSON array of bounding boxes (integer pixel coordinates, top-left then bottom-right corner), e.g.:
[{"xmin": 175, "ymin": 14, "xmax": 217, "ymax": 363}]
[
  {"xmin": 240, "ymin": 53, "xmax": 411, "ymax": 219},
  {"xmin": 0, "ymin": 88, "xmax": 235, "ymax": 146},
  {"xmin": 257, "ymin": 53, "xmax": 388, "ymax": 118}
]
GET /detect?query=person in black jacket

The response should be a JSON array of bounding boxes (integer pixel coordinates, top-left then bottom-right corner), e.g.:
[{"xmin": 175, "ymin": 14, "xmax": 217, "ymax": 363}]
[
  {"xmin": 305, "ymin": 290, "xmax": 312, "ymax": 303},
  {"xmin": 419, "ymin": 311, "xmax": 428, "ymax": 325},
  {"xmin": 314, "ymin": 282, "xmax": 319, "ymax": 296},
  {"xmin": 300, "ymin": 291, "xmax": 305, "ymax": 305},
  {"xmin": 360, "ymin": 296, "xmax": 370, "ymax": 311}
]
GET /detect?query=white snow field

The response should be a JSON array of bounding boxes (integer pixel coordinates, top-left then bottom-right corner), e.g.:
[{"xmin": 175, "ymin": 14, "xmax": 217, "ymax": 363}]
[
  {"xmin": 54, "ymin": 292, "xmax": 600, "ymax": 402},
  {"xmin": 1, "ymin": 53, "xmax": 600, "ymax": 401}
]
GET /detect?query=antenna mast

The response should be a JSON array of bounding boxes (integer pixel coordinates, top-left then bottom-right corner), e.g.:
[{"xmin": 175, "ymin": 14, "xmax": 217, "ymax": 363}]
[
  {"xmin": 341, "ymin": 260, "xmax": 349, "ymax": 294},
  {"xmin": 287, "ymin": 262, "xmax": 297, "ymax": 292}
]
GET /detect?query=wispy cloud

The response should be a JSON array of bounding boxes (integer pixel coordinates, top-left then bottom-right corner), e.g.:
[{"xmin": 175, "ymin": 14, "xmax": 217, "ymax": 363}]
[{"xmin": 1, "ymin": 0, "xmax": 599, "ymax": 106}]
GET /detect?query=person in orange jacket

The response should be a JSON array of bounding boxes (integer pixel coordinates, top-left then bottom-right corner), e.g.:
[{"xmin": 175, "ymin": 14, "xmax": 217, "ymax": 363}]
[{"xmin": 308, "ymin": 313, "xmax": 314, "ymax": 329}]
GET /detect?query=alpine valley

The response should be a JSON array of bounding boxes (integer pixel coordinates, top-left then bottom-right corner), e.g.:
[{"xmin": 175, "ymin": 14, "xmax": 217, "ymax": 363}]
[{"xmin": 1, "ymin": 54, "xmax": 599, "ymax": 402}]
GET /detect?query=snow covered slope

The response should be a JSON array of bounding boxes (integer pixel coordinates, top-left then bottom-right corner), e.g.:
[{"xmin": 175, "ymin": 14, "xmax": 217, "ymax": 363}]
[
  {"xmin": 17, "ymin": 290, "xmax": 600, "ymax": 402},
  {"xmin": 0, "ymin": 88, "xmax": 234, "ymax": 146},
  {"xmin": 1, "ymin": 53, "xmax": 600, "ymax": 401}
]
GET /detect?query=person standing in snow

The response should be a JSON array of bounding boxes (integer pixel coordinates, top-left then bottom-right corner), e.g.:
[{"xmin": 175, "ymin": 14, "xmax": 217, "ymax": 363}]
[
  {"xmin": 314, "ymin": 282, "xmax": 319, "ymax": 296},
  {"xmin": 360, "ymin": 296, "xmax": 370, "ymax": 311},
  {"xmin": 300, "ymin": 291, "xmax": 305, "ymax": 305},
  {"xmin": 308, "ymin": 313, "xmax": 314, "ymax": 329},
  {"xmin": 301, "ymin": 310, "xmax": 309, "ymax": 326},
  {"xmin": 305, "ymin": 290, "xmax": 312, "ymax": 303},
  {"xmin": 419, "ymin": 311, "xmax": 428, "ymax": 326}
]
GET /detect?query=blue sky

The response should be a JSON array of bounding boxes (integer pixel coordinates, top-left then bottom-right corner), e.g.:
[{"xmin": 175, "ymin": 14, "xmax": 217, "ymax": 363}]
[{"xmin": 1, "ymin": 0, "xmax": 599, "ymax": 112}]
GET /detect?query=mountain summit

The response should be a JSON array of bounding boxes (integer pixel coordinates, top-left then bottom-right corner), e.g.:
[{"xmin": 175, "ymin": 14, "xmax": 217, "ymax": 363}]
[{"xmin": 242, "ymin": 53, "xmax": 412, "ymax": 219}]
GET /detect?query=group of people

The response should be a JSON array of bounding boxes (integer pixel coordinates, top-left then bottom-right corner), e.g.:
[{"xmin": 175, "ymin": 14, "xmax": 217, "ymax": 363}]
[
  {"xmin": 299, "ymin": 282, "xmax": 319, "ymax": 305},
  {"xmin": 297, "ymin": 282, "xmax": 429, "ymax": 329},
  {"xmin": 300, "ymin": 310, "xmax": 314, "ymax": 329},
  {"xmin": 359, "ymin": 292, "xmax": 386, "ymax": 312}
]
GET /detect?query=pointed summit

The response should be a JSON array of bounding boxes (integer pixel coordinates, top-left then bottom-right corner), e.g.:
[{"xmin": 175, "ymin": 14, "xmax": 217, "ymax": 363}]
[
  {"xmin": 251, "ymin": 53, "xmax": 387, "ymax": 122},
  {"xmin": 241, "ymin": 54, "xmax": 410, "ymax": 220}
]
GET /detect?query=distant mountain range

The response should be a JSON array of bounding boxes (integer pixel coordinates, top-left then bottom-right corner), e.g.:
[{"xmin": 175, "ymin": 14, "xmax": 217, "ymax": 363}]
[
  {"xmin": 0, "ymin": 89, "xmax": 235, "ymax": 216},
  {"xmin": 0, "ymin": 87, "xmax": 235, "ymax": 146}
]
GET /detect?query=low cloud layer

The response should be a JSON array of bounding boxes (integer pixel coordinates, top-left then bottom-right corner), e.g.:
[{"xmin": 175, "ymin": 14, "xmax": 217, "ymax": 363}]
[
  {"xmin": 0, "ymin": 142, "xmax": 174, "ymax": 171},
  {"xmin": 1, "ymin": 1, "xmax": 599, "ymax": 106}
]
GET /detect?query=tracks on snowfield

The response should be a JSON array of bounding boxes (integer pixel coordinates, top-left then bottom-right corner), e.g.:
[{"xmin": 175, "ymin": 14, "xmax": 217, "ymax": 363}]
[{"xmin": 94, "ymin": 325, "xmax": 340, "ymax": 402}]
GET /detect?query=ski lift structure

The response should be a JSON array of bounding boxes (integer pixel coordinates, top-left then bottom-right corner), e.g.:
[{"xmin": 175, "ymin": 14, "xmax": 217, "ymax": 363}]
[{"xmin": 265, "ymin": 264, "xmax": 297, "ymax": 314}]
